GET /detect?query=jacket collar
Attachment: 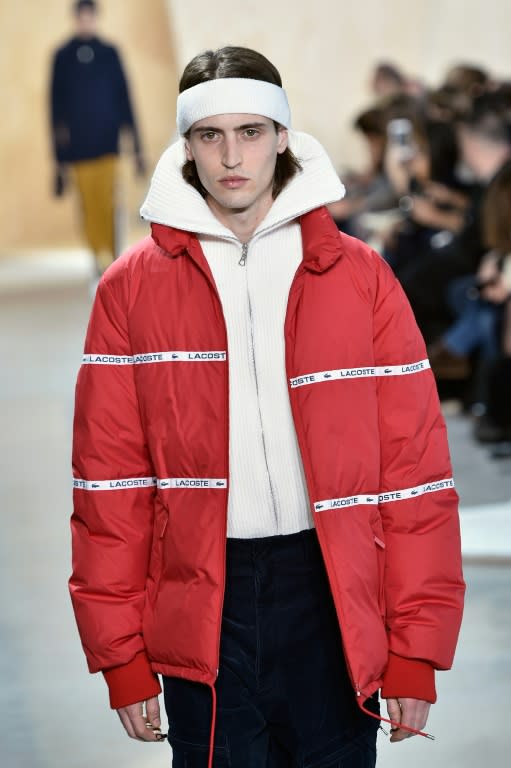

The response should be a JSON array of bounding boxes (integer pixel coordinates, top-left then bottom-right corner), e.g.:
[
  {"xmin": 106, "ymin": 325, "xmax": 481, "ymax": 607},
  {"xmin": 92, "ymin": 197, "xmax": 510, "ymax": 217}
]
[
  {"xmin": 300, "ymin": 206, "xmax": 344, "ymax": 273},
  {"xmin": 151, "ymin": 204, "xmax": 344, "ymax": 274}
]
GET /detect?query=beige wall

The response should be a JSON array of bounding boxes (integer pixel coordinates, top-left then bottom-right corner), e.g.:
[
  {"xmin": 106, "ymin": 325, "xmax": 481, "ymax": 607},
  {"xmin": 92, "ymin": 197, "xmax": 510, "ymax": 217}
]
[
  {"xmin": 2, "ymin": 1, "xmax": 511, "ymax": 250},
  {"xmin": 166, "ymin": 0, "xmax": 511, "ymax": 173},
  {"xmin": 0, "ymin": 0, "xmax": 176, "ymax": 250}
]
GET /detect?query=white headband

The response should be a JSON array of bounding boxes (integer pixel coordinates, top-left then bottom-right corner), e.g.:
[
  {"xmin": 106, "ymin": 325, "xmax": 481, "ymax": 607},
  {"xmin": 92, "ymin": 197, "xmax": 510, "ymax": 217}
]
[{"xmin": 176, "ymin": 77, "xmax": 291, "ymax": 135}]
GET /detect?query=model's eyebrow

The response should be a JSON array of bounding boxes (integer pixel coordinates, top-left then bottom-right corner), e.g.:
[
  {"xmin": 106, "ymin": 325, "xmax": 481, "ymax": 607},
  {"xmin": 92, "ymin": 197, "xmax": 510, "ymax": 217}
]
[
  {"xmin": 236, "ymin": 122, "xmax": 268, "ymax": 130},
  {"xmin": 191, "ymin": 122, "xmax": 268, "ymax": 134}
]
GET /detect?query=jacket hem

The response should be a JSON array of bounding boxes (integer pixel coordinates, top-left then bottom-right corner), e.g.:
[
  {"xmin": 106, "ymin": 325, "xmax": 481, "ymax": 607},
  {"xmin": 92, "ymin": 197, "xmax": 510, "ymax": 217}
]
[{"xmin": 151, "ymin": 661, "xmax": 217, "ymax": 686}]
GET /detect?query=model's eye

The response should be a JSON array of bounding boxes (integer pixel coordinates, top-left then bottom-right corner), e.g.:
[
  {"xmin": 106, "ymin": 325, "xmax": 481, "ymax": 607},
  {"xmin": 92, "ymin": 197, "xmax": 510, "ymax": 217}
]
[
  {"xmin": 201, "ymin": 131, "xmax": 218, "ymax": 141},
  {"xmin": 244, "ymin": 129, "xmax": 259, "ymax": 138}
]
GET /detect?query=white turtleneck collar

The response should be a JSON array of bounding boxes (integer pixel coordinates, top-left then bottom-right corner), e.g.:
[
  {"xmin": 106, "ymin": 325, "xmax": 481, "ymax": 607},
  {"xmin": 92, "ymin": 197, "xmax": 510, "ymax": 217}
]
[{"xmin": 140, "ymin": 130, "xmax": 345, "ymax": 240}]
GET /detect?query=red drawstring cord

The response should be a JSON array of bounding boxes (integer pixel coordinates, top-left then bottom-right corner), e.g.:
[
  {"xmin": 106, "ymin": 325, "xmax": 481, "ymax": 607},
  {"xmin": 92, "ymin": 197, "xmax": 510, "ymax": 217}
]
[
  {"xmin": 208, "ymin": 682, "xmax": 433, "ymax": 767},
  {"xmin": 359, "ymin": 698, "xmax": 435, "ymax": 740},
  {"xmin": 208, "ymin": 683, "xmax": 218, "ymax": 768}
]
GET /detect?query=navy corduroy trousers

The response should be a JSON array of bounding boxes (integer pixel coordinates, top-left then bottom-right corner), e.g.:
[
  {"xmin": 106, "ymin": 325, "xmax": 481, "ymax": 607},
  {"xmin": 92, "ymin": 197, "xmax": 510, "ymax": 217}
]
[{"xmin": 163, "ymin": 528, "xmax": 380, "ymax": 767}]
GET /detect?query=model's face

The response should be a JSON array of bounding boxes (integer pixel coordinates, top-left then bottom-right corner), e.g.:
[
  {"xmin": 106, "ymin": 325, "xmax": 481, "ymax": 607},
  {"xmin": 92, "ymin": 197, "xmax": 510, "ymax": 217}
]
[
  {"xmin": 185, "ymin": 113, "xmax": 288, "ymax": 218},
  {"xmin": 75, "ymin": 9, "xmax": 97, "ymax": 38}
]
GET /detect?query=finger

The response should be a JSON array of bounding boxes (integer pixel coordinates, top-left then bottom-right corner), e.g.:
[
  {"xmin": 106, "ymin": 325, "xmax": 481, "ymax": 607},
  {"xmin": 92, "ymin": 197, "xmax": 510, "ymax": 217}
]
[
  {"xmin": 126, "ymin": 702, "xmax": 160, "ymax": 742},
  {"xmin": 390, "ymin": 726, "xmax": 414, "ymax": 743},
  {"xmin": 145, "ymin": 696, "xmax": 162, "ymax": 730},
  {"xmin": 129, "ymin": 710, "xmax": 160, "ymax": 741},
  {"xmin": 386, "ymin": 697, "xmax": 409, "ymax": 743},
  {"xmin": 392, "ymin": 699, "xmax": 430, "ymax": 740},
  {"xmin": 117, "ymin": 708, "xmax": 139, "ymax": 740},
  {"xmin": 386, "ymin": 698, "xmax": 402, "ymax": 724}
]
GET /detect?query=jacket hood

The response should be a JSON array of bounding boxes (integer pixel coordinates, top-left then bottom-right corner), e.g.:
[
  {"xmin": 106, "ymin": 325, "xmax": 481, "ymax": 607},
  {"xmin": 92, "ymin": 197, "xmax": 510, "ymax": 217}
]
[{"xmin": 140, "ymin": 131, "xmax": 345, "ymax": 241}]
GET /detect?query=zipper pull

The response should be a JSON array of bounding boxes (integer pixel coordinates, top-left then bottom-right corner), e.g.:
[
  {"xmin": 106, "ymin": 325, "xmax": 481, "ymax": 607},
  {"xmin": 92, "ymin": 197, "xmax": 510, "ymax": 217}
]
[{"xmin": 238, "ymin": 242, "xmax": 248, "ymax": 266}]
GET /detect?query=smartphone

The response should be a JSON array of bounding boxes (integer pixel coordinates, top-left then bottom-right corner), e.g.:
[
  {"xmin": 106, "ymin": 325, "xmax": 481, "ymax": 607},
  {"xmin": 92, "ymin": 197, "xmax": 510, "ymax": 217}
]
[{"xmin": 387, "ymin": 118, "xmax": 415, "ymax": 161}]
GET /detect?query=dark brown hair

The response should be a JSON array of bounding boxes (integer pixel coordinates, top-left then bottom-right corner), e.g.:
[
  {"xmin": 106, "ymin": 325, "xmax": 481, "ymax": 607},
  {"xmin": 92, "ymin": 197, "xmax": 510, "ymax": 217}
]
[
  {"xmin": 483, "ymin": 160, "xmax": 511, "ymax": 252},
  {"xmin": 74, "ymin": 0, "xmax": 97, "ymax": 14},
  {"xmin": 444, "ymin": 64, "xmax": 489, "ymax": 96},
  {"xmin": 353, "ymin": 107, "xmax": 386, "ymax": 137},
  {"xmin": 179, "ymin": 46, "xmax": 301, "ymax": 198}
]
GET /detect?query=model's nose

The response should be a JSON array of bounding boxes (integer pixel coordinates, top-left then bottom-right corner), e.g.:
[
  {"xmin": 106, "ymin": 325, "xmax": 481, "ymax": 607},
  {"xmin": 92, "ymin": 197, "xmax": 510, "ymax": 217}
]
[{"xmin": 221, "ymin": 135, "xmax": 241, "ymax": 169}]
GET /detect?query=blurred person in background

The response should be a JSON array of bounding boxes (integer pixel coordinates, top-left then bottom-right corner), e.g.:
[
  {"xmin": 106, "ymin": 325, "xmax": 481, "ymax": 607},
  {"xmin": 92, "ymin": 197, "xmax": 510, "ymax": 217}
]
[
  {"xmin": 481, "ymin": 327, "xmax": 511, "ymax": 456},
  {"xmin": 69, "ymin": 45, "xmax": 464, "ymax": 768},
  {"xmin": 426, "ymin": 89, "xmax": 511, "ymax": 378},
  {"xmin": 370, "ymin": 62, "xmax": 407, "ymax": 100},
  {"xmin": 328, "ymin": 105, "xmax": 399, "ymax": 238},
  {"xmin": 442, "ymin": 63, "xmax": 490, "ymax": 99},
  {"xmin": 427, "ymin": 159, "xmax": 511, "ymax": 443},
  {"xmin": 49, "ymin": 0, "xmax": 145, "ymax": 277},
  {"xmin": 428, "ymin": 160, "xmax": 511, "ymax": 389},
  {"xmin": 381, "ymin": 109, "xmax": 470, "ymax": 331},
  {"xmin": 384, "ymin": 90, "xmax": 511, "ymax": 345}
]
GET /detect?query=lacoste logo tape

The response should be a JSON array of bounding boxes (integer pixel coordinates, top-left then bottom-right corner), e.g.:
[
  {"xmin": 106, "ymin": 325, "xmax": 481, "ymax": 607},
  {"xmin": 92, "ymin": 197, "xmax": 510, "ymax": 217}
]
[
  {"xmin": 314, "ymin": 477, "xmax": 455, "ymax": 512},
  {"xmin": 73, "ymin": 477, "xmax": 157, "ymax": 491},
  {"xmin": 314, "ymin": 494, "xmax": 379, "ymax": 511},
  {"xmin": 157, "ymin": 478, "xmax": 228, "ymax": 489},
  {"xmin": 82, "ymin": 354, "xmax": 134, "ymax": 365},
  {"xmin": 82, "ymin": 351, "xmax": 227, "ymax": 365},
  {"xmin": 378, "ymin": 477, "xmax": 455, "ymax": 503},
  {"xmin": 290, "ymin": 359, "xmax": 430, "ymax": 389},
  {"xmin": 73, "ymin": 476, "xmax": 229, "ymax": 491}
]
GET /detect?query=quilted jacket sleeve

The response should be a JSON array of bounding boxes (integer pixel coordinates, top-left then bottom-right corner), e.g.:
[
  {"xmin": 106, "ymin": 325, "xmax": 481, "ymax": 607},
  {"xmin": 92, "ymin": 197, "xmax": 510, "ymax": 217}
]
[
  {"xmin": 372, "ymin": 254, "xmax": 465, "ymax": 699},
  {"xmin": 70, "ymin": 273, "xmax": 161, "ymax": 708}
]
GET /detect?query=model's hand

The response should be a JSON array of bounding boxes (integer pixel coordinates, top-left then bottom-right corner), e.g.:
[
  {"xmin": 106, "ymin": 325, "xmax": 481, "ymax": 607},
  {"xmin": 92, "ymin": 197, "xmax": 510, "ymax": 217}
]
[
  {"xmin": 386, "ymin": 697, "xmax": 431, "ymax": 742},
  {"xmin": 117, "ymin": 696, "xmax": 166, "ymax": 742}
]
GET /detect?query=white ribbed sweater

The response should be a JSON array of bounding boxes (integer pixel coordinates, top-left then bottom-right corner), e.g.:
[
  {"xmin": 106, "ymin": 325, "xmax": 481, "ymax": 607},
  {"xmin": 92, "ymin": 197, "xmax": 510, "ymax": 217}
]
[
  {"xmin": 200, "ymin": 224, "xmax": 310, "ymax": 537},
  {"xmin": 141, "ymin": 131, "xmax": 345, "ymax": 538}
]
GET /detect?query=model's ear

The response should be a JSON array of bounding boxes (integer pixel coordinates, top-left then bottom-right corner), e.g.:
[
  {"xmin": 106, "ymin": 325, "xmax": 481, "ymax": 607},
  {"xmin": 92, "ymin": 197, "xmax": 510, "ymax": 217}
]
[
  {"xmin": 184, "ymin": 140, "xmax": 194, "ymax": 162},
  {"xmin": 277, "ymin": 126, "xmax": 289, "ymax": 155}
]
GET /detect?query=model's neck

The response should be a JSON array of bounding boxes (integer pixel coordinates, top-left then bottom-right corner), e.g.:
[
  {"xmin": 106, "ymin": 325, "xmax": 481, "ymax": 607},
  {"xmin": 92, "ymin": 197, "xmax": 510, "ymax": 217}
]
[{"xmin": 206, "ymin": 192, "xmax": 274, "ymax": 244}]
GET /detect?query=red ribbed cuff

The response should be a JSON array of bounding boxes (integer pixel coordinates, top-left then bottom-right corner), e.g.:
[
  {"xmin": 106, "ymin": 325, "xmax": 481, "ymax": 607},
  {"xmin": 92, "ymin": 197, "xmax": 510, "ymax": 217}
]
[
  {"xmin": 103, "ymin": 650, "xmax": 162, "ymax": 709},
  {"xmin": 381, "ymin": 652, "xmax": 437, "ymax": 703}
]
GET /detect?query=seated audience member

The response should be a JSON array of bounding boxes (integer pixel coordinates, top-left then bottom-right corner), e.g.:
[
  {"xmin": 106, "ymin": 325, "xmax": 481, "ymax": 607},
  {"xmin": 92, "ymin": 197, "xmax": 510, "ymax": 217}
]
[
  {"xmin": 381, "ymin": 113, "xmax": 470, "ymax": 322},
  {"xmin": 390, "ymin": 91, "xmax": 511, "ymax": 344},
  {"xmin": 428, "ymin": 160, "xmax": 511, "ymax": 379},
  {"xmin": 479, "ymin": 326, "xmax": 511, "ymax": 452},
  {"xmin": 328, "ymin": 106, "xmax": 398, "ymax": 237}
]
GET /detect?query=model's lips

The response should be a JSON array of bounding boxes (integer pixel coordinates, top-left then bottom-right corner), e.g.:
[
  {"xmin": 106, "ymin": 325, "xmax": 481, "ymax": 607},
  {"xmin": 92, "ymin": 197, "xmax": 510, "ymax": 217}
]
[{"xmin": 218, "ymin": 176, "xmax": 249, "ymax": 189}]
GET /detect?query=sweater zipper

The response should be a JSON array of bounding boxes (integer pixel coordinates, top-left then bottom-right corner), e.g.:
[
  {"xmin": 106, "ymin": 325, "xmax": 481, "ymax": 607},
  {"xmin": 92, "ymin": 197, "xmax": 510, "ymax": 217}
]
[
  {"xmin": 241, "ymin": 240, "xmax": 279, "ymax": 530},
  {"xmin": 238, "ymin": 241, "xmax": 248, "ymax": 266}
]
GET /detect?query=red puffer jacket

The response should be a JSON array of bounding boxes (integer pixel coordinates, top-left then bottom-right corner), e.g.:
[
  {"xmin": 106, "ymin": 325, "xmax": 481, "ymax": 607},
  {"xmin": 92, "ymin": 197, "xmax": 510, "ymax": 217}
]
[{"xmin": 70, "ymin": 206, "xmax": 464, "ymax": 721}]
